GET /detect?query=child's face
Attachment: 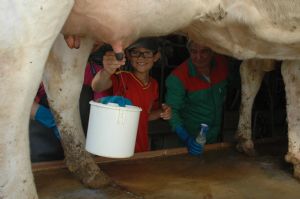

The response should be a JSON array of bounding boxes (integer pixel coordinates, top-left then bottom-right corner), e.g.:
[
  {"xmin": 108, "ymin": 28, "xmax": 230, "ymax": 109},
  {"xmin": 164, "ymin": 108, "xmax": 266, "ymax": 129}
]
[{"xmin": 128, "ymin": 47, "xmax": 160, "ymax": 74}]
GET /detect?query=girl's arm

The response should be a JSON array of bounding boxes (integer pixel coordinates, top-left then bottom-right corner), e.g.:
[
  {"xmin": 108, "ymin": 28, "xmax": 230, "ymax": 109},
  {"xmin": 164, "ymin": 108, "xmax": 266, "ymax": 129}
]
[
  {"xmin": 91, "ymin": 51, "xmax": 125, "ymax": 92},
  {"xmin": 149, "ymin": 104, "xmax": 172, "ymax": 121},
  {"xmin": 91, "ymin": 69, "xmax": 113, "ymax": 92}
]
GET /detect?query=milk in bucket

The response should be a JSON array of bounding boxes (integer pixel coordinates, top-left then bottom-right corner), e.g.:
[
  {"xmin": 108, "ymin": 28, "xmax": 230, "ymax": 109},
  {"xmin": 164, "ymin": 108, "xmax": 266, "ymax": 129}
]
[{"xmin": 86, "ymin": 101, "xmax": 142, "ymax": 158}]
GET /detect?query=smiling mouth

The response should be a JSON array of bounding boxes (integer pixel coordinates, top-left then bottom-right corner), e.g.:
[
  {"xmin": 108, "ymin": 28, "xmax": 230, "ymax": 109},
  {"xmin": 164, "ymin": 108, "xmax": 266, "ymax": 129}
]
[{"xmin": 137, "ymin": 62, "xmax": 146, "ymax": 66}]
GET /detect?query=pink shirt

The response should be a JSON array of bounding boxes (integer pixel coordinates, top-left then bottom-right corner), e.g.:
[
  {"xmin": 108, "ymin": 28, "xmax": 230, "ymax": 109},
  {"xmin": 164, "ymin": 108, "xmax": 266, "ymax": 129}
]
[{"xmin": 84, "ymin": 62, "xmax": 112, "ymax": 100}]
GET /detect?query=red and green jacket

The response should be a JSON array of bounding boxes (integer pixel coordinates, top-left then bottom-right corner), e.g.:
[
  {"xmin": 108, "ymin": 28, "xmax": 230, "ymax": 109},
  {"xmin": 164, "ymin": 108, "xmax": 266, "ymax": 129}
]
[{"xmin": 165, "ymin": 55, "xmax": 228, "ymax": 143}]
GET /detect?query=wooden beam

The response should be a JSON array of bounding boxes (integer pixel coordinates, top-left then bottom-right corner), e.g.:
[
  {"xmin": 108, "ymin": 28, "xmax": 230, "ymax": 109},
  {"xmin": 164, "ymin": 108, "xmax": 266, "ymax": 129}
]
[
  {"xmin": 32, "ymin": 137, "xmax": 285, "ymax": 172},
  {"xmin": 32, "ymin": 142, "xmax": 232, "ymax": 172}
]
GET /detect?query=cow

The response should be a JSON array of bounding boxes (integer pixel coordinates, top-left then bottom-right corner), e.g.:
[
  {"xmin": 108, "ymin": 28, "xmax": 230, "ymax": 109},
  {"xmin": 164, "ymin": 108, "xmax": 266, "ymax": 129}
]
[
  {"xmin": 1, "ymin": 1, "xmax": 300, "ymax": 199},
  {"xmin": 235, "ymin": 59, "xmax": 277, "ymax": 156}
]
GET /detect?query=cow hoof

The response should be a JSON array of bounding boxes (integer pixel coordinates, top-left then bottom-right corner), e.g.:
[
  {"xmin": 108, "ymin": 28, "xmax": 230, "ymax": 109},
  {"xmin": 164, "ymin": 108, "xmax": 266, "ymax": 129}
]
[
  {"xmin": 66, "ymin": 156, "xmax": 112, "ymax": 188},
  {"xmin": 81, "ymin": 171, "xmax": 112, "ymax": 188},
  {"xmin": 294, "ymin": 164, "xmax": 300, "ymax": 180},
  {"xmin": 236, "ymin": 140, "xmax": 256, "ymax": 156},
  {"xmin": 285, "ymin": 153, "xmax": 300, "ymax": 180}
]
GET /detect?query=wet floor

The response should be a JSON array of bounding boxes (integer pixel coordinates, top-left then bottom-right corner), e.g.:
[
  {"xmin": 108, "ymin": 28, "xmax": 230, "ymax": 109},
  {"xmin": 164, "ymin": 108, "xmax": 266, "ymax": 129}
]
[{"xmin": 35, "ymin": 141, "xmax": 300, "ymax": 199}]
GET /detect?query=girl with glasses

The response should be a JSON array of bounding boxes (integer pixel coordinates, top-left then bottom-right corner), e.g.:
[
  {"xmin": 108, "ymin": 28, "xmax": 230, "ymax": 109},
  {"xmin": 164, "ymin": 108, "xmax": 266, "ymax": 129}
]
[{"xmin": 92, "ymin": 37, "xmax": 172, "ymax": 153}]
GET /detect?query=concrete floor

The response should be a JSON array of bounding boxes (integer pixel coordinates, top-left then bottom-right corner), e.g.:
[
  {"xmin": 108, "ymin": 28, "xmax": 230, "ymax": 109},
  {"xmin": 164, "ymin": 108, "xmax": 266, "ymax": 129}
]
[{"xmin": 34, "ymin": 141, "xmax": 300, "ymax": 199}]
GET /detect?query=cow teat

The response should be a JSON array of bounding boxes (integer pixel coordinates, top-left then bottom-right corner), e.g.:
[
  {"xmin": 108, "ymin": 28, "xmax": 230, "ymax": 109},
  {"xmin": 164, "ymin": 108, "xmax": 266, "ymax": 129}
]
[{"xmin": 115, "ymin": 53, "xmax": 124, "ymax": 61}]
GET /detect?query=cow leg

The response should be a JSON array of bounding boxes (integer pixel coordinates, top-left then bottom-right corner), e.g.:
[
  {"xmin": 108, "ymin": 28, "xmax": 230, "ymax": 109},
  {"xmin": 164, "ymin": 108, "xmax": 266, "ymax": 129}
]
[
  {"xmin": 43, "ymin": 35, "xmax": 111, "ymax": 188},
  {"xmin": 235, "ymin": 59, "xmax": 267, "ymax": 156},
  {"xmin": 281, "ymin": 60, "xmax": 300, "ymax": 179},
  {"xmin": 0, "ymin": 46, "xmax": 45, "ymax": 199},
  {"xmin": 0, "ymin": 2, "xmax": 74, "ymax": 199}
]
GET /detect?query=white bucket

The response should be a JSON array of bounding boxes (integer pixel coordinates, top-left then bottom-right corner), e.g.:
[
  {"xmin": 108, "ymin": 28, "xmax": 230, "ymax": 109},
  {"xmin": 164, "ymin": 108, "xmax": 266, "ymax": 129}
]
[{"xmin": 86, "ymin": 101, "xmax": 142, "ymax": 158}]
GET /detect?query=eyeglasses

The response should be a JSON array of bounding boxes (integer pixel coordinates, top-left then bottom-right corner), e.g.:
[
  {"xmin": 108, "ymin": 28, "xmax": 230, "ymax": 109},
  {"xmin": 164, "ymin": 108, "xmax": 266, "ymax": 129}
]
[{"xmin": 129, "ymin": 50, "xmax": 155, "ymax": 58}]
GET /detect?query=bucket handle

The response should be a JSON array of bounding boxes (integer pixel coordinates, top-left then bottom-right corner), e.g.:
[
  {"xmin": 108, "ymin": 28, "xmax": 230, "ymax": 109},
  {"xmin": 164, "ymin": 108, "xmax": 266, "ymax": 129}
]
[{"xmin": 117, "ymin": 109, "xmax": 125, "ymax": 125}]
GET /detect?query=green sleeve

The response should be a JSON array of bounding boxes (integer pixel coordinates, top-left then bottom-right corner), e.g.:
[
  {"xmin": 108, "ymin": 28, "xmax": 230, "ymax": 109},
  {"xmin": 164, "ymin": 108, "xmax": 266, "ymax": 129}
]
[{"xmin": 165, "ymin": 75, "xmax": 186, "ymax": 130}]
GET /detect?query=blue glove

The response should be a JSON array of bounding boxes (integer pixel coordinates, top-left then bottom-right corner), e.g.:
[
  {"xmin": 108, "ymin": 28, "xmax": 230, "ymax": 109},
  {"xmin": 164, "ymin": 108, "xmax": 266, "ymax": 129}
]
[
  {"xmin": 186, "ymin": 137, "xmax": 203, "ymax": 156},
  {"xmin": 175, "ymin": 126, "xmax": 203, "ymax": 156},
  {"xmin": 99, "ymin": 96, "xmax": 132, "ymax": 107},
  {"xmin": 35, "ymin": 105, "xmax": 56, "ymax": 128},
  {"xmin": 52, "ymin": 126, "xmax": 61, "ymax": 140},
  {"xmin": 35, "ymin": 105, "xmax": 60, "ymax": 140}
]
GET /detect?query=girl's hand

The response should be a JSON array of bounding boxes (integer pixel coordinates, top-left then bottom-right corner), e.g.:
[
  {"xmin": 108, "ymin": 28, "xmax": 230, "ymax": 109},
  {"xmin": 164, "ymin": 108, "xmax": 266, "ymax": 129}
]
[
  {"xmin": 160, "ymin": 104, "xmax": 172, "ymax": 120},
  {"xmin": 103, "ymin": 51, "xmax": 126, "ymax": 75}
]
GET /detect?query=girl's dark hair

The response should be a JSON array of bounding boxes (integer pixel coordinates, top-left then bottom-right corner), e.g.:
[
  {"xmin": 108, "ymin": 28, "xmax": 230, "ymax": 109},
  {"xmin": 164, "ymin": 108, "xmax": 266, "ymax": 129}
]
[{"xmin": 127, "ymin": 37, "xmax": 160, "ymax": 52}]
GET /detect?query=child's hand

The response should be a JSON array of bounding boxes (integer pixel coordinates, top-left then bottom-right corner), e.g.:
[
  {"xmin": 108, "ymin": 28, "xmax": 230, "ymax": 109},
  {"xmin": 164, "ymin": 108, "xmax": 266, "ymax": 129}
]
[
  {"xmin": 103, "ymin": 51, "xmax": 126, "ymax": 75},
  {"xmin": 160, "ymin": 104, "xmax": 172, "ymax": 120}
]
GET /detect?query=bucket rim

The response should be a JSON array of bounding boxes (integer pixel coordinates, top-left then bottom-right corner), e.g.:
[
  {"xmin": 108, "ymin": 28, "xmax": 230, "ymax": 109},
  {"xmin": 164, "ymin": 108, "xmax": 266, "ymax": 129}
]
[{"xmin": 89, "ymin": 100, "xmax": 142, "ymax": 112}]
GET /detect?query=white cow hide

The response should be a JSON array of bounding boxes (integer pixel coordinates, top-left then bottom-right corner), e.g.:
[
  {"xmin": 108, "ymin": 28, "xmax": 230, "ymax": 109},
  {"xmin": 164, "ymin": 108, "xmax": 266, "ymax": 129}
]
[{"xmin": 1, "ymin": 1, "xmax": 300, "ymax": 199}]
